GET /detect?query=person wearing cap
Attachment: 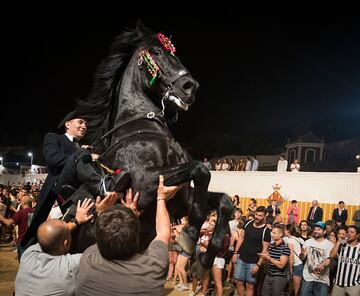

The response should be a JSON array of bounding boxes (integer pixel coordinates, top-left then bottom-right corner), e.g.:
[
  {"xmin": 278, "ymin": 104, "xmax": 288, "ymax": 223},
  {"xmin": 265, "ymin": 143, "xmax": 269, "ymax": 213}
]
[
  {"xmin": 300, "ymin": 221, "xmax": 334, "ymax": 296},
  {"xmin": 21, "ymin": 110, "xmax": 130, "ymax": 249}
]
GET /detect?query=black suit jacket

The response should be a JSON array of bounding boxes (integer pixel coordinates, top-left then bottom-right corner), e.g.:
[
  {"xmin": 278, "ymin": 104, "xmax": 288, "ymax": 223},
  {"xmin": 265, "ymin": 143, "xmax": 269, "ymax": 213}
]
[
  {"xmin": 307, "ymin": 206, "xmax": 323, "ymax": 223},
  {"xmin": 267, "ymin": 205, "xmax": 281, "ymax": 216},
  {"xmin": 22, "ymin": 133, "xmax": 76, "ymax": 248},
  {"xmin": 332, "ymin": 208, "xmax": 348, "ymax": 225}
]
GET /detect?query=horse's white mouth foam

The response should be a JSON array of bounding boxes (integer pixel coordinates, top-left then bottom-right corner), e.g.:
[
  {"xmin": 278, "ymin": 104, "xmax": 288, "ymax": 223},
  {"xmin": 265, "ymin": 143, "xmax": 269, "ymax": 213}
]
[{"xmin": 168, "ymin": 95, "xmax": 189, "ymax": 111}]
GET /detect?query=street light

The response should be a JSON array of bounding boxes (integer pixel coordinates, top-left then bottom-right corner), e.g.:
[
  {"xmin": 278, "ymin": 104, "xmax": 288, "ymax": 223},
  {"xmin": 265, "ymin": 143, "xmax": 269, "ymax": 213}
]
[
  {"xmin": 0, "ymin": 156, "xmax": 3, "ymax": 165},
  {"xmin": 356, "ymin": 154, "xmax": 360, "ymax": 173},
  {"xmin": 28, "ymin": 152, "xmax": 33, "ymax": 172}
]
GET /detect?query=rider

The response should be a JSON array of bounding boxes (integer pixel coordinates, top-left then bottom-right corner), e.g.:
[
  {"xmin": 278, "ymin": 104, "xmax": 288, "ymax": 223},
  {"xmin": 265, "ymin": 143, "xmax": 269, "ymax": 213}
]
[{"xmin": 21, "ymin": 110, "xmax": 130, "ymax": 249}]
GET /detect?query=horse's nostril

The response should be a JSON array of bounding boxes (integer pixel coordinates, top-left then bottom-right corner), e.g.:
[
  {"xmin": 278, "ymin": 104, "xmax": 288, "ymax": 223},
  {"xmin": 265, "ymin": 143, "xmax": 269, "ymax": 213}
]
[{"xmin": 182, "ymin": 81, "xmax": 195, "ymax": 91}]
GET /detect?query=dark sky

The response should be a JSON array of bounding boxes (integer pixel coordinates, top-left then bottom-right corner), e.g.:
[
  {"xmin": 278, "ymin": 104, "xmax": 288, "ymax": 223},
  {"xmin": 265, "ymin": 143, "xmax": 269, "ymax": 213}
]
[{"xmin": 2, "ymin": 12, "xmax": 360, "ymax": 160}]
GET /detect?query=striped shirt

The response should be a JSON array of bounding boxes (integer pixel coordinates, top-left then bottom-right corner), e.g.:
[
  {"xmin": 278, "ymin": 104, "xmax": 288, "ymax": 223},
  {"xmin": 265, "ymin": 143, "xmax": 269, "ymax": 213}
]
[
  {"xmin": 268, "ymin": 240, "xmax": 290, "ymax": 276},
  {"xmin": 335, "ymin": 242, "xmax": 360, "ymax": 287}
]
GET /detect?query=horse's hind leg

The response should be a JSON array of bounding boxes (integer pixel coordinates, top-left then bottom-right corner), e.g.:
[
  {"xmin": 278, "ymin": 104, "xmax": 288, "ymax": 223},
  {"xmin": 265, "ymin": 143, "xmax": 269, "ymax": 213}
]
[
  {"xmin": 161, "ymin": 160, "xmax": 211, "ymax": 255},
  {"xmin": 191, "ymin": 192, "xmax": 233, "ymax": 279}
]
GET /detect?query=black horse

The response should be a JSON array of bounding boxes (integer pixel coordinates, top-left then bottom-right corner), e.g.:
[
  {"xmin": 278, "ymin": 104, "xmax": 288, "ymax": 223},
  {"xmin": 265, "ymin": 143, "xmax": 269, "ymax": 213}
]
[{"xmin": 67, "ymin": 22, "xmax": 233, "ymax": 277}]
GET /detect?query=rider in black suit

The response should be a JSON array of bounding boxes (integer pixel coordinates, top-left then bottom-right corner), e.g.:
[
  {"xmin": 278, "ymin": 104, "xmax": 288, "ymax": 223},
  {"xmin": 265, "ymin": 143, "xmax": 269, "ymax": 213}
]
[{"xmin": 22, "ymin": 111, "xmax": 129, "ymax": 248}]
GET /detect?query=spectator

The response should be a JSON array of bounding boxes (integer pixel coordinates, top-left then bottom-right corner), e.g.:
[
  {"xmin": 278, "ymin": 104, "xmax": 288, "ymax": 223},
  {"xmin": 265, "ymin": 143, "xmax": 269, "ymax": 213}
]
[
  {"xmin": 232, "ymin": 195, "xmax": 241, "ymax": 211},
  {"xmin": 247, "ymin": 198, "xmax": 257, "ymax": 218},
  {"xmin": 222, "ymin": 158, "xmax": 230, "ymax": 171},
  {"xmin": 250, "ymin": 156, "xmax": 259, "ymax": 171},
  {"xmin": 299, "ymin": 220, "xmax": 311, "ymax": 241},
  {"xmin": 214, "ymin": 159, "xmax": 222, "ymax": 171},
  {"xmin": 14, "ymin": 198, "xmax": 96, "ymax": 296},
  {"xmin": 75, "ymin": 176, "xmax": 182, "ymax": 296},
  {"xmin": 300, "ymin": 221, "xmax": 334, "ymax": 296},
  {"xmin": 202, "ymin": 157, "xmax": 212, "ymax": 171},
  {"xmin": 267, "ymin": 200, "xmax": 281, "ymax": 217},
  {"xmin": 285, "ymin": 224, "xmax": 304, "ymax": 296},
  {"xmin": 277, "ymin": 155, "xmax": 288, "ymax": 172},
  {"xmin": 258, "ymin": 225, "xmax": 290, "ymax": 296},
  {"xmin": 290, "ymin": 159, "xmax": 301, "ymax": 172},
  {"xmin": 332, "ymin": 201, "xmax": 348, "ymax": 227},
  {"xmin": 353, "ymin": 209, "xmax": 360, "ymax": 228},
  {"xmin": 337, "ymin": 226, "xmax": 348, "ymax": 241},
  {"xmin": 0, "ymin": 196, "xmax": 34, "ymax": 260},
  {"xmin": 307, "ymin": 200, "xmax": 323, "ymax": 225},
  {"xmin": 244, "ymin": 157, "xmax": 252, "ymax": 171},
  {"xmin": 229, "ymin": 208, "xmax": 242, "ymax": 234},
  {"xmin": 330, "ymin": 225, "xmax": 360, "ymax": 296},
  {"xmin": 232, "ymin": 206, "xmax": 271, "ymax": 296},
  {"xmin": 286, "ymin": 200, "xmax": 300, "ymax": 224},
  {"xmin": 236, "ymin": 158, "xmax": 246, "ymax": 171}
]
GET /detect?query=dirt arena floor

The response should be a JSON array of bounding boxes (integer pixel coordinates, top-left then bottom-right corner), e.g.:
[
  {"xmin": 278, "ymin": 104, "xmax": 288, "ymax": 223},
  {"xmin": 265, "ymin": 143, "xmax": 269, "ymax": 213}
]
[{"xmin": 0, "ymin": 242, "xmax": 235, "ymax": 296}]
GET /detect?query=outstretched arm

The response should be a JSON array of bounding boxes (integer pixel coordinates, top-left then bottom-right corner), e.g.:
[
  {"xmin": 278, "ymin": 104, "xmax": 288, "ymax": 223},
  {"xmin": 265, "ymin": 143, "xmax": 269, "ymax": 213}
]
[{"xmin": 154, "ymin": 175, "xmax": 181, "ymax": 245}]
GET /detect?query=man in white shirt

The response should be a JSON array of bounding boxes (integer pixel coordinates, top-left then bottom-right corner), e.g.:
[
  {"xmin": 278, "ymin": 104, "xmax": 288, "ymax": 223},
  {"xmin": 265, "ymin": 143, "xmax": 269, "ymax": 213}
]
[
  {"xmin": 300, "ymin": 221, "xmax": 333, "ymax": 296},
  {"xmin": 250, "ymin": 156, "xmax": 259, "ymax": 171},
  {"xmin": 277, "ymin": 155, "xmax": 288, "ymax": 172}
]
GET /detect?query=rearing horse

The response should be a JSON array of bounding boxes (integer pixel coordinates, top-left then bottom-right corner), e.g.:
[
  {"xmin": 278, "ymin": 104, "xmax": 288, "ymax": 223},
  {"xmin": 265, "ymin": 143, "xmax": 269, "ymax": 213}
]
[{"xmin": 71, "ymin": 22, "xmax": 233, "ymax": 277}]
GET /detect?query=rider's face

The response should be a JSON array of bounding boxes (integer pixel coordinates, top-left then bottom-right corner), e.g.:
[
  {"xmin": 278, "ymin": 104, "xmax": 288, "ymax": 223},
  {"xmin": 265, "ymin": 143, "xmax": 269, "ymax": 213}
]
[{"xmin": 66, "ymin": 118, "xmax": 87, "ymax": 139}]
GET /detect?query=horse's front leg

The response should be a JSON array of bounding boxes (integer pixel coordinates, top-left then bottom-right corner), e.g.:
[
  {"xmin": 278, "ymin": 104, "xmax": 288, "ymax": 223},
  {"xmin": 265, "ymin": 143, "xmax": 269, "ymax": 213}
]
[
  {"xmin": 191, "ymin": 192, "xmax": 233, "ymax": 279},
  {"xmin": 160, "ymin": 160, "xmax": 211, "ymax": 255}
]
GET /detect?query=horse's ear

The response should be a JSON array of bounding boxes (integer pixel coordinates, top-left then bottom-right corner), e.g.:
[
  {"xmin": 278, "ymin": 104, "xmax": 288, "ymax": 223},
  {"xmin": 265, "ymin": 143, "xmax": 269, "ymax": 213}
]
[{"xmin": 136, "ymin": 20, "xmax": 146, "ymax": 37}]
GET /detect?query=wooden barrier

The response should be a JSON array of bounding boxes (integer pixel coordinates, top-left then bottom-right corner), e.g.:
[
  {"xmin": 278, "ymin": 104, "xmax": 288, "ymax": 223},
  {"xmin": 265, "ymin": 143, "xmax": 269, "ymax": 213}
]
[{"xmin": 237, "ymin": 197, "xmax": 360, "ymax": 225}]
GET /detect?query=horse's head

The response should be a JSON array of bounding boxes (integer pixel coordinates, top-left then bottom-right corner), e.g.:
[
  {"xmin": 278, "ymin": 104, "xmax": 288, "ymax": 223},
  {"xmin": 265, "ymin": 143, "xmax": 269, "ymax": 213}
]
[
  {"xmin": 135, "ymin": 24, "xmax": 199, "ymax": 113},
  {"xmin": 76, "ymin": 23, "xmax": 199, "ymax": 148}
]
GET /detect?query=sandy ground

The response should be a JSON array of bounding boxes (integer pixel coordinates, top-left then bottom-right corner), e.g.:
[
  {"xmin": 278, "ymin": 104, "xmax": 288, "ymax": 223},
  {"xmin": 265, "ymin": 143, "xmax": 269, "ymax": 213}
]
[{"xmin": 0, "ymin": 242, "xmax": 235, "ymax": 296}]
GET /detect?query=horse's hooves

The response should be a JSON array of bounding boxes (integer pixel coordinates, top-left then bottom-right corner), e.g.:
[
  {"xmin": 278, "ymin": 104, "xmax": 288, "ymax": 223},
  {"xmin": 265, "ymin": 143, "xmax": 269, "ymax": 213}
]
[
  {"xmin": 177, "ymin": 229, "xmax": 196, "ymax": 255},
  {"xmin": 190, "ymin": 258, "xmax": 209, "ymax": 280}
]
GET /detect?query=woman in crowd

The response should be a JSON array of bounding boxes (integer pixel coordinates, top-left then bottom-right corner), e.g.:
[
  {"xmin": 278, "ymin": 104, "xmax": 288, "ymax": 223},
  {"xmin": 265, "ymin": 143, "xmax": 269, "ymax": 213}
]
[
  {"xmin": 232, "ymin": 195, "xmax": 241, "ymax": 211},
  {"xmin": 247, "ymin": 198, "xmax": 257, "ymax": 218},
  {"xmin": 285, "ymin": 224, "xmax": 304, "ymax": 296},
  {"xmin": 227, "ymin": 219, "xmax": 245, "ymax": 283},
  {"xmin": 286, "ymin": 200, "xmax": 299, "ymax": 224},
  {"xmin": 236, "ymin": 158, "xmax": 246, "ymax": 171},
  {"xmin": 174, "ymin": 216, "xmax": 191, "ymax": 291},
  {"xmin": 214, "ymin": 159, "xmax": 222, "ymax": 171},
  {"xmin": 221, "ymin": 158, "xmax": 229, "ymax": 171},
  {"xmin": 299, "ymin": 220, "xmax": 311, "ymax": 241},
  {"xmin": 167, "ymin": 220, "xmax": 181, "ymax": 282}
]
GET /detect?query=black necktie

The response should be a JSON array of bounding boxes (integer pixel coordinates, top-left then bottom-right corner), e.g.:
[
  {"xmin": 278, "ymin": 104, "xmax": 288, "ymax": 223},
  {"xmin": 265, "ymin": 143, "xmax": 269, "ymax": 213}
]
[{"xmin": 73, "ymin": 138, "xmax": 81, "ymax": 150}]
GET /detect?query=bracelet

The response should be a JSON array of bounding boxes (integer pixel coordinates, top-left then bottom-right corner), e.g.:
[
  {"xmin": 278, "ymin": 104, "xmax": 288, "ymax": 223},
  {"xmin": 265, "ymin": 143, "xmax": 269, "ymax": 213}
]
[
  {"xmin": 157, "ymin": 198, "xmax": 166, "ymax": 201},
  {"xmin": 233, "ymin": 252, "xmax": 238, "ymax": 254},
  {"xmin": 256, "ymin": 263, "xmax": 261, "ymax": 267}
]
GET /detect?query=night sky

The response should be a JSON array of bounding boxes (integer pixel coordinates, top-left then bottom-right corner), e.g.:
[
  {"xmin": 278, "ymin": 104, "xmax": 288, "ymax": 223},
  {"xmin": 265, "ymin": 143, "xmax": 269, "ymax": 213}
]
[{"xmin": 2, "ymin": 12, "xmax": 360, "ymax": 162}]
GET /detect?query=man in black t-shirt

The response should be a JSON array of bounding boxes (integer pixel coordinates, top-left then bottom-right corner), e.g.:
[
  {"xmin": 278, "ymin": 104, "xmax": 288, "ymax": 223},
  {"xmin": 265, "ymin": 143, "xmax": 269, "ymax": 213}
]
[{"xmin": 232, "ymin": 206, "xmax": 271, "ymax": 296}]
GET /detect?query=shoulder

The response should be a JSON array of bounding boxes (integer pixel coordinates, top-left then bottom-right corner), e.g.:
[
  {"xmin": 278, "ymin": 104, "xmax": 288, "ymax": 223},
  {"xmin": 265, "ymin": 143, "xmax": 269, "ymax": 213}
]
[{"xmin": 44, "ymin": 132, "xmax": 63, "ymax": 143}]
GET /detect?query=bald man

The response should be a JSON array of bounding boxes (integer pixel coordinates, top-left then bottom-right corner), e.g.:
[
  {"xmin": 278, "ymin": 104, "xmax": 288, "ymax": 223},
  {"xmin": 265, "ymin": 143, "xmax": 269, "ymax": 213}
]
[{"xmin": 14, "ymin": 198, "xmax": 95, "ymax": 296}]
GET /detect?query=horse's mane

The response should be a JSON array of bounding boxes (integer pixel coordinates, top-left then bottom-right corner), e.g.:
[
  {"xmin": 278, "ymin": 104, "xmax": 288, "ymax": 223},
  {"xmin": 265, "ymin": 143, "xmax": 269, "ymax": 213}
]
[{"xmin": 76, "ymin": 22, "xmax": 155, "ymax": 148}]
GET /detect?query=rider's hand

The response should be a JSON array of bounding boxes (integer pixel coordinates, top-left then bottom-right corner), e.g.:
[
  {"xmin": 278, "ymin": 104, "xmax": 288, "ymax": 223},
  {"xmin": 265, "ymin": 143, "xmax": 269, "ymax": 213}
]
[{"xmin": 157, "ymin": 175, "xmax": 182, "ymax": 201}]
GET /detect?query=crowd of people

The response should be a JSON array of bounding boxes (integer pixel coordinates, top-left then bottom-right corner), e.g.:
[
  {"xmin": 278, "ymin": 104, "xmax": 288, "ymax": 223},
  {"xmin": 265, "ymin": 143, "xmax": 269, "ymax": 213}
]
[
  {"xmin": 206, "ymin": 156, "xmax": 301, "ymax": 172},
  {"xmin": 0, "ymin": 110, "xmax": 359, "ymax": 296}
]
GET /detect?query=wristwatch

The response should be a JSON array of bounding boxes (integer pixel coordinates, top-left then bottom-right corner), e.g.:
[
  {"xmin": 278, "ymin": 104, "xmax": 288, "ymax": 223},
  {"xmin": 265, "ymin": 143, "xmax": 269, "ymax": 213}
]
[{"xmin": 70, "ymin": 218, "xmax": 81, "ymax": 227}]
